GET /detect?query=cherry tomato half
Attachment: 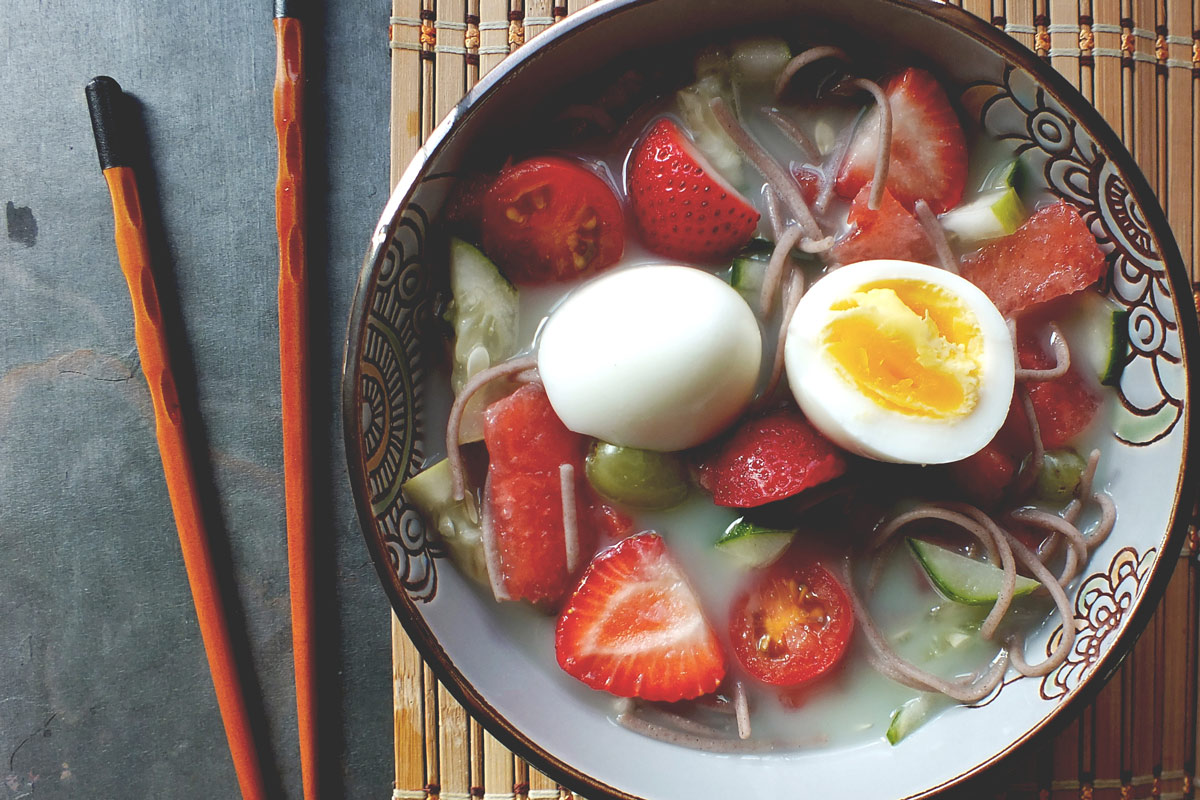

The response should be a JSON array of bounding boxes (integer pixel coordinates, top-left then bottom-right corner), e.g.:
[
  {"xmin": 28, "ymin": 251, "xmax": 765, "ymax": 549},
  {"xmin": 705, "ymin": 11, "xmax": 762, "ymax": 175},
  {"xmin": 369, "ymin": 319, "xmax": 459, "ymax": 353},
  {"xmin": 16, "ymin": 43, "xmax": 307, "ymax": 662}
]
[
  {"xmin": 729, "ymin": 557, "xmax": 854, "ymax": 687},
  {"xmin": 480, "ymin": 157, "xmax": 625, "ymax": 284}
]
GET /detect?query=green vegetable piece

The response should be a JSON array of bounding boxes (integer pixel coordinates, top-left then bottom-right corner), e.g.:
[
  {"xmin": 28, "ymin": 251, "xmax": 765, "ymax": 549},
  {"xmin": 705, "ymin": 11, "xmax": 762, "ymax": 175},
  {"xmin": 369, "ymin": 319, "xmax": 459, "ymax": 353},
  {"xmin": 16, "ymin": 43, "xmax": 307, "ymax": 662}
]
[
  {"xmin": 1034, "ymin": 448, "xmax": 1087, "ymax": 503},
  {"xmin": 1099, "ymin": 308, "xmax": 1130, "ymax": 386},
  {"xmin": 715, "ymin": 518, "xmax": 794, "ymax": 568},
  {"xmin": 938, "ymin": 186, "xmax": 1026, "ymax": 243},
  {"xmin": 1060, "ymin": 291, "xmax": 1130, "ymax": 386},
  {"xmin": 447, "ymin": 237, "xmax": 520, "ymax": 443},
  {"xmin": 402, "ymin": 459, "xmax": 490, "ymax": 587},
  {"xmin": 981, "ymin": 158, "xmax": 1022, "ymax": 192},
  {"xmin": 729, "ymin": 256, "xmax": 768, "ymax": 304},
  {"xmin": 585, "ymin": 442, "xmax": 689, "ymax": 510},
  {"xmin": 886, "ymin": 695, "xmax": 944, "ymax": 745},
  {"xmin": 907, "ymin": 539, "xmax": 1040, "ymax": 606},
  {"xmin": 730, "ymin": 36, "xmax": 792, "ymax": 88}
]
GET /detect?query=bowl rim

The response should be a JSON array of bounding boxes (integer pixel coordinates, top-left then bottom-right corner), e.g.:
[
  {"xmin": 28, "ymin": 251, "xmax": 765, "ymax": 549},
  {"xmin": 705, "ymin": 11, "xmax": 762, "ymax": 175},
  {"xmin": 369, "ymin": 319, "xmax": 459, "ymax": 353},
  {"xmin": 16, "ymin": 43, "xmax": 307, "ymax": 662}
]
[{"xmin": 341, "ymin": 1, "xmax": 1199, "ymax": 797}]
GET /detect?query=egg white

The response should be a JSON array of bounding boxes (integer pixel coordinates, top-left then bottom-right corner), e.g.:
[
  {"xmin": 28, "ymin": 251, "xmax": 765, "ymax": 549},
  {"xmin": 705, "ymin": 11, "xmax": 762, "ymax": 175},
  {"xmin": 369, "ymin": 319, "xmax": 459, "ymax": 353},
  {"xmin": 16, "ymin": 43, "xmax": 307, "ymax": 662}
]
[
  {"xmin": 785, "ymin": 260, "xmax": 1015, "ymax": 465},
  {"xmin": 537, "ymin": 265, "xmax": 761, "ymax": 452}
]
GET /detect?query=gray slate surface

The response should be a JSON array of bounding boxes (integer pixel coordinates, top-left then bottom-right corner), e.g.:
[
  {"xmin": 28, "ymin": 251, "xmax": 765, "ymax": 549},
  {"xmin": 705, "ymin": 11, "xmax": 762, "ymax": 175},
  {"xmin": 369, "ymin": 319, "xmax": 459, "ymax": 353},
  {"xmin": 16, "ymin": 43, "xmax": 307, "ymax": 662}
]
[{"xmin": 1, "ymin": 1, "xmax": 393, "ymax": 797}]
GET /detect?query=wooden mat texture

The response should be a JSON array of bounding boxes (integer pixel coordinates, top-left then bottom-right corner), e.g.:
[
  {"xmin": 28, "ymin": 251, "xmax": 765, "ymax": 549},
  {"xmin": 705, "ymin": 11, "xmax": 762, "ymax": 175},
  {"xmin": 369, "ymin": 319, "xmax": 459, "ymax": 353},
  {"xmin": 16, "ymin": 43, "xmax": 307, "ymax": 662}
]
[{"xmin": 385, "ymin": 1, "xmax": 1200, "ymax": 797}]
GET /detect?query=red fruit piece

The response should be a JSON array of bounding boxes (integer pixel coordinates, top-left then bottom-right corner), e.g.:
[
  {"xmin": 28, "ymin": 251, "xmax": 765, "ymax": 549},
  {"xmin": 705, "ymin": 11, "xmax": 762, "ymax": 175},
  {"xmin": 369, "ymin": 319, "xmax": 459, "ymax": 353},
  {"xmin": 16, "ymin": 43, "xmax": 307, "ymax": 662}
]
[
  {"xmin": 484, "ymin": 383, "xmax": 594, "ymax": 605},
  {"xmin": 831, "ymin": 184, "xmax": 937, "ymax": 266},
  {"xmin": 1015, "ymin": 323, "xmax": 1102, "ymax": 449},
  {"xmin": 959, "ymin": 201, "xmax": 1108, "ymax": 318},
  {"xmin": 698, "ymin": 407, "xmax": 848, "ymax": 508},
  {"xmin": 729, "ymin": 556, "xmax": 854, "ymax": 687},
  {"xmin": 790, "ymin": 164, "xmax": 822, "ymax": 208},
  {"xmin": 555, "ymin": 533, "xmax": 726, "ymax": 701},
  {"xmin": 836, "ymin": 67, "xmax": 968, "ymax": 214},
  {"xmin": 584, "ymin": 495, "xmax": 635, "ymax": 542},
  {"xmin": 443, "ymin": 172, "xmax": 495, "ymax": 233},
  {"xmin": 628, "ymin": 118, "xmax": 761, "ymax": 262},
  {"xmin": 945, "ymin": 442, "xmax": 1018, "ymax": 509},
  {"xmin": 480, "ymin": 157, "xmax": 625, "ymax": 285},
  {"xmin": 979, "ymin": 321, "xmax": 1102, "ymax": 466}
]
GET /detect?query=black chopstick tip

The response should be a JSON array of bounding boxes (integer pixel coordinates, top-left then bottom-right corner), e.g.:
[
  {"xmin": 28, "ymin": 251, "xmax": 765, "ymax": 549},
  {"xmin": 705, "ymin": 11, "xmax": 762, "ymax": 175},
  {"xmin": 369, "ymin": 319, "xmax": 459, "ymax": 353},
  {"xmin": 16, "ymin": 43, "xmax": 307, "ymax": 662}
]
[
  {"xmin": 274, "ymin": 0, "xmax": 301, "ymax": 19},
  {"xmin": 85, "ymin": 76, "xmax": 134, "ymax": 172}
]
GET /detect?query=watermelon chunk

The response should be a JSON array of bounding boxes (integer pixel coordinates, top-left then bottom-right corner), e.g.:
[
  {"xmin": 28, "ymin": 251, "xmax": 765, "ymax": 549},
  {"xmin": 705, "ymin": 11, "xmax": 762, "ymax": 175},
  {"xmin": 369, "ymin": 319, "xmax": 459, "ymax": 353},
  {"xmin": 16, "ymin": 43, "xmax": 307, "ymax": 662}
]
[
  {"xmin": 584, "ymin": 496, "xmax": 635, "ymax": 542},
  {"xmin": 698, "ymin": 407, "xmax": 848, "ymax": 508},
  {"xmin": 985, "ymin": 322, "xmax": 1102, "ymax": 459},
  {"xmin": 831, "ymin": 185, "xmax": 937, "ymax": 266},
  {"xmin": 790, "ymin": 164, "xmax": 822, "ymax": 208},
  {"xmin": 484, "ymin": 383, "xmax": 594, "ymax": 605},
  {"xmin": 1018, "ymin": 323, "xmax": 1102, "ymax": 449},
  {"xmin": 959, "ymin": 201, "xmax": 1107, "ymax": 317}
]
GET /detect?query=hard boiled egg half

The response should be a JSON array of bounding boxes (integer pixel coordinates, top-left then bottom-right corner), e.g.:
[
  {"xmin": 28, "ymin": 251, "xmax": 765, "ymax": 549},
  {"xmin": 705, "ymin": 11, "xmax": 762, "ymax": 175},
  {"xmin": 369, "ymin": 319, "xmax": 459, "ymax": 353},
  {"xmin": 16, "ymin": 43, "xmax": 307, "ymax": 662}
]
[
  {"xmin": 785, "ymin": 260, "xmax": 1015, "ymax": 464},
  {"xmin": 537, "ymin": 265, "xmax": 761, "ymax": 451}
]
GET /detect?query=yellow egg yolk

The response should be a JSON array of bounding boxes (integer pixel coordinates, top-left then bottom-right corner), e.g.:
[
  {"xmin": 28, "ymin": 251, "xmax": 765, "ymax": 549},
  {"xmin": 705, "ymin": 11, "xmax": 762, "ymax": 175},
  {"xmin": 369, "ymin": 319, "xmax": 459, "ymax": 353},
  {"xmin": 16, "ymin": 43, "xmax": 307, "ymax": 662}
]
[{"xmin": 821, "ymin": 279, "xmax": 983, "ymax": 419}]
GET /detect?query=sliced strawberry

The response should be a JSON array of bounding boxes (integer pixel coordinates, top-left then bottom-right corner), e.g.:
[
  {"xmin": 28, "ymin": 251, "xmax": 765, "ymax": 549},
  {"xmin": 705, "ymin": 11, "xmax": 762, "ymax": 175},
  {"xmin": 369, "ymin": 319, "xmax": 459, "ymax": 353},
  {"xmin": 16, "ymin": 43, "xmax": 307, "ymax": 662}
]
[
  {"xmin": 831, "ymin": 184, "xmax": 937, "ymax": 265},
  {"xmin": 555, "ymin": 533, "xmax": 725, "ymax": 701},
  {"xmin": 959, "ymin": 201, "xmax": 1107, "ymax": 318},
  {"xmin": 697, "ymin": 407, "xmax": 848, "ymax": 508},
  {"xmin": 628, "ymin": 118, "xmax": 761, "ymax": 262},
  {"xmin": 484, "ymin": 383, "xmax": 594, "ymax": 606},
  {"xmin": 836, "ymin": 67, "xmax": 967, "ymax": 214}
]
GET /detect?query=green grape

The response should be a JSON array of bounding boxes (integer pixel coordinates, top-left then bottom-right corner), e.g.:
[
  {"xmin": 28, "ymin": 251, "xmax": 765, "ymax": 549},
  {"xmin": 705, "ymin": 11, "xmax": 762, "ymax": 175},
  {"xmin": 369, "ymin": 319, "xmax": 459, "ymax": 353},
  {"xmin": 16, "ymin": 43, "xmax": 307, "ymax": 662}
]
[
  {"xmin": 585, "ymin": 442, "xmax": 689, "ymax": 510},
  {"xmin": 1034, "ymin": 449, "xmax": 1087, "ymax": 503}
]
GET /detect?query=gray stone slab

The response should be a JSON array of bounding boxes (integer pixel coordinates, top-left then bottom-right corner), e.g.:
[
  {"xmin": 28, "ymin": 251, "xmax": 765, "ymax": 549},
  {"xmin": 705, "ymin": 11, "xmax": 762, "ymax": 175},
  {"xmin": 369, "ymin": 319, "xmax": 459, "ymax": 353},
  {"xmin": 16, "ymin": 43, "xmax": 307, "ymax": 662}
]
[{"xmin": 1, "ymin": 1, "xmax": 392, "ymax": 797}]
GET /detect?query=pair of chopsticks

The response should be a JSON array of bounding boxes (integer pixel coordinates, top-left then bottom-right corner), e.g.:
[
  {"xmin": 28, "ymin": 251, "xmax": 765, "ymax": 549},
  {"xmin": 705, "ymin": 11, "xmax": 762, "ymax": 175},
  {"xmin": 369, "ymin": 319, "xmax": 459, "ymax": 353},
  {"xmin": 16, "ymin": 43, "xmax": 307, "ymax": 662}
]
[{"xmin": 83, "ymin": 3, "xmax": 317, "ymax": 799}]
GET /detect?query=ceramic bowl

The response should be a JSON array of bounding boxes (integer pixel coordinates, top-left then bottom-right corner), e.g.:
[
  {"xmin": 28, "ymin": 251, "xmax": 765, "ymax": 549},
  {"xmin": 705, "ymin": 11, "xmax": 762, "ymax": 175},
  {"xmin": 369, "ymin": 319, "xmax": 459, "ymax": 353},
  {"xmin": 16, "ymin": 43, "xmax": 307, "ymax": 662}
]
[{"xmin": 343, "ymin": 1, "xmax": 1198, "ymax": 797}]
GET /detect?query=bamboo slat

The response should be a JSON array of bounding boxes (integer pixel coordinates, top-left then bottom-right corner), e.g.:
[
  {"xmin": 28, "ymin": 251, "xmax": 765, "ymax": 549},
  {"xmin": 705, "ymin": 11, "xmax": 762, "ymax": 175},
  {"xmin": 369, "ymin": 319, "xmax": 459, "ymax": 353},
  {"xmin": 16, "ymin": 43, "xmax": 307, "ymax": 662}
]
[
  {"xmin": 386, "ymin": 2, "xmax": 1200, "ymax": 798},
  {"xmin": 392, "ymin": 615, "xmax": 427, "ymax": 800},
  {"xmin": 1050, "ymin": 0, "xmax": 1082, "ymax": 87},
  {"xmin": 1006, "ymin": 0, "xmax": 1039, "ymax": 52},
  {"xmin": 482, "ymin": 728, "xmax": 514, "ymax": 800},
  {"xmin": 1165, "ymin": 0, "xmax": 1192, "ymax": 269},
  {"xmin": 963, "ymin": 0, "xmax": 997, "ymax": 23},
  {"xmin": 434, "ymin": 0, "xmax": 468, "ymax": 124},
  {"xmin": 1092, "ymin": 0, "xmax": 1125, "ymax": 133}
]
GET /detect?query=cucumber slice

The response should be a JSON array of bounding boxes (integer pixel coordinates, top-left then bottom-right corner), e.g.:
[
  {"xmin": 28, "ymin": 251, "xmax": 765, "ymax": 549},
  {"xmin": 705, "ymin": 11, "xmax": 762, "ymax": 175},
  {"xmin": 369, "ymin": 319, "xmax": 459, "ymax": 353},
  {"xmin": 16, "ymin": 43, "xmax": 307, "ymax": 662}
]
[
  {"xmin": 716, "ymin": 519, "xmax": 794, "ymax": 568},
  {"xmin": 676, "ymin": 76, "xmax": 744, "ymax": 187},
  {"xmin": 730, "ymin": 36, "xmax": 792, "ymax": 95},
  {"xmin": 886, "ymin": 695, "xmax": 940, "ymax": 745},
  {"xmin": 447, "ymin": 237, "xmax": 520, "ymax": 443},
  {"xmin": 1061, "ymin": 291, "xmax": 1130, "ymax": 386},
  {"xmin": 907, "ymin": 539, "xmax": 1040, "ymax": 605},
  {"xmin": 1098, "ymin": 308, "xmax": 1130, "ymax": 386},
  {"xmin": 981, "ymin": 158, "xmax": 1022, "ymax": 192},
  {"xmin": 729, "ymin": 256, "xmax": 768, "ymax": 304},
  {"xmin": 938, "ymin": 186, "xmax": 1026, "ymax": 243},
  {"xmin": 402, "ymin": 459, "xmax": 490, "ymax": 587}
]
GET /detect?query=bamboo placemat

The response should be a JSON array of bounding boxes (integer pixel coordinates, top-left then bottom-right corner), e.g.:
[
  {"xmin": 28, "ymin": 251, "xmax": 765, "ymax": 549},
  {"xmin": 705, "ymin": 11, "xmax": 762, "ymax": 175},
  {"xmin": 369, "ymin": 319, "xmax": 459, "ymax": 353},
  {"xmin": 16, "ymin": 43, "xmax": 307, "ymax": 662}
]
[{"xmin": 386, "ymin": 1, "xmax": 1200, "ymax": 797}]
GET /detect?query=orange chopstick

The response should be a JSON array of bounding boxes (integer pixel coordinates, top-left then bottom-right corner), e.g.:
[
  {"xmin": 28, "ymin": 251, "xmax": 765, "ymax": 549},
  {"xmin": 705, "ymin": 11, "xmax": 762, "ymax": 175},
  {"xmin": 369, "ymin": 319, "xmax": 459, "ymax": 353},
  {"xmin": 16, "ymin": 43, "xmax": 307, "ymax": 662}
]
[
  {"xmin": 85, "ymin": 76, "xmax": 270, "ymax": 800},
  {"xmin": 273, "ymin": 3, "xmax": 319, "ymax": 799}
]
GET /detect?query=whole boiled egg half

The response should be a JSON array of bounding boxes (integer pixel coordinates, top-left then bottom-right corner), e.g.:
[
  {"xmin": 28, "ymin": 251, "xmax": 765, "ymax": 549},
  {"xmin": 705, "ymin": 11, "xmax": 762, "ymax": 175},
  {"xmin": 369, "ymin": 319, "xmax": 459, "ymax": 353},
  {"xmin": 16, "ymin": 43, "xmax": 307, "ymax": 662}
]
[
  {"xmin": 785, "ymin": 260, "xmax": 1015, "ymax": 464},
  {"xmin": 537, "ymin": 265, "xmax": 761, "ymax": 451}
]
